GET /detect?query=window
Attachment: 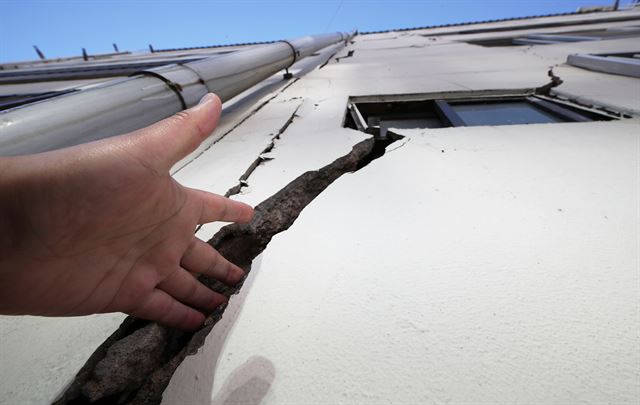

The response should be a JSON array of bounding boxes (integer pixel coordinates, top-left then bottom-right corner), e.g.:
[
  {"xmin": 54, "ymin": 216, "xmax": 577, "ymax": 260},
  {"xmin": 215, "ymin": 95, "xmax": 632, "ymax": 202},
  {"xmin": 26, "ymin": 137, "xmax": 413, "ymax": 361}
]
[
  {"xmin": 511, "ymin": 34, "xmax": 601, "ymax": 45},
  {"xmin": 467, "ymin": 27, "xmax": 640, "ymax": 47},
  {"xmin": 468, "ymin": 34, "xmax": 600, "ymax": 47},
  {"xmin": 344, "ymin": 93, "xmax": 613, "ymax": 136},
  {"xmin": 447, "ymin": 100, "xmax": 567, "ymax": 125},
  {"xmin": 567, "ymin": 52, "xmax": 640, "ymax": 78}
]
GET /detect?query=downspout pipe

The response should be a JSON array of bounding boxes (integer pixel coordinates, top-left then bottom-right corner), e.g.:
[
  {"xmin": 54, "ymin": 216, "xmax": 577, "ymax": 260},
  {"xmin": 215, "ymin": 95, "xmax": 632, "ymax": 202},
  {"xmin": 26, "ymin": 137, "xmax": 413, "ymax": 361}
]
[{"xmin": 0, "ymin": 32, "xmax": 352, "ymax": 156}]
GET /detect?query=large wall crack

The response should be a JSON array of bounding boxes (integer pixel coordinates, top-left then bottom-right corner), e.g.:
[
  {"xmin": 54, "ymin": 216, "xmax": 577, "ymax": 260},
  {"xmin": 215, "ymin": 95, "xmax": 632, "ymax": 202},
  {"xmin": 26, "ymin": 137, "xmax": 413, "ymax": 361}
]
[
  {"xmin": 534, "ymin": 68, "xmax": 563, "ymax": 95},
  {"xmin": 54, "ymin": 133, "xmax": 403, "ymax": 405}
]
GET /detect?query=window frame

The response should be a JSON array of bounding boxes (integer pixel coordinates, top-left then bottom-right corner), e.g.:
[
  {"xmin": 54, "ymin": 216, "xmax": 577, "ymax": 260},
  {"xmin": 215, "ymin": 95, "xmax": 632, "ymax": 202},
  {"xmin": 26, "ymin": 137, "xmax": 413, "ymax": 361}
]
[
  {"xmin": 345, "ymin": 91, "xmax": 616, "ymax": 134},
  {"xmin": 466, "ymin": 26, "xmax": 640, "ymax": 48},
  {"xmin": 435, "ymin": 96, "xmax": 593, "ymax": 127},
  {"xmin": 567, "ymin": 52, "xmax": 640, "ymax": 78}
]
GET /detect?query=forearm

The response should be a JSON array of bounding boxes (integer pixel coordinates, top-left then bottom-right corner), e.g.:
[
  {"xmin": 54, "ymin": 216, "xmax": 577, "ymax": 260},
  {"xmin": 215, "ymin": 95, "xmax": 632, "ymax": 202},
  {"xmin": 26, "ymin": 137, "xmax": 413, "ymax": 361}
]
[
  {"xmin": 0, "ymin": 156, "xmax": 29, "ymax": 258},
  {"xmin": 0, "ymin": 152, "xmax": 92, "ymax": 315},
  {"xmin": 0, "ymin": 153, "xmax": 60, "ymax": 255},
  {"xmin": 0, "ymin": 155, "xmax": 35, "ymax": 313}
]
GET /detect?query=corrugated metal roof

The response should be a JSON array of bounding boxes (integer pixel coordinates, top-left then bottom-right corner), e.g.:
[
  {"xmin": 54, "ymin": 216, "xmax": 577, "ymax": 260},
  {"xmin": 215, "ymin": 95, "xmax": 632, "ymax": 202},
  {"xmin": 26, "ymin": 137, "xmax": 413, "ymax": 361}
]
[
  {"xmin": 151, "ymin": 39, "xmax": 278, "ymax": 53},
  {"xmin": 359, "ymin": 9, "xmax": 633, "ymax": 35}
]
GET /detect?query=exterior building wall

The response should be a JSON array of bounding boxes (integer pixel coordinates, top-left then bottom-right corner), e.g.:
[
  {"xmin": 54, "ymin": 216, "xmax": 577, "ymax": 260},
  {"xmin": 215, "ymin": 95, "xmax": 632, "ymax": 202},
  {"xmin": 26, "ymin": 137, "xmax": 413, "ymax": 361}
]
[{"xmin": 1, "ymin": 9, "xmax": 639, "ymax": 404}]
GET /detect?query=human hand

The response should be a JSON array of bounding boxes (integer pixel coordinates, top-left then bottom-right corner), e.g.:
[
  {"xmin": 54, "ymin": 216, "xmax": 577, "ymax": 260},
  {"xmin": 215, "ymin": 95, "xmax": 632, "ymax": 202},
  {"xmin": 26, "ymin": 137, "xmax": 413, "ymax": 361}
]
[{"xmin": 0, "ymin": 93, "xmax": 253, "ymax": 330}]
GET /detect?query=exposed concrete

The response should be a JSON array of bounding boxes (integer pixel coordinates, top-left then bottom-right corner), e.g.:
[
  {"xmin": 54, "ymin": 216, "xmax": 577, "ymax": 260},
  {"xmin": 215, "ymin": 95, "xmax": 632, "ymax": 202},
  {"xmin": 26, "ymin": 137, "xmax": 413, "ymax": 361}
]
[{"xmin": 54, "ymin": 135, "xmax": 402, "ymax": 404}]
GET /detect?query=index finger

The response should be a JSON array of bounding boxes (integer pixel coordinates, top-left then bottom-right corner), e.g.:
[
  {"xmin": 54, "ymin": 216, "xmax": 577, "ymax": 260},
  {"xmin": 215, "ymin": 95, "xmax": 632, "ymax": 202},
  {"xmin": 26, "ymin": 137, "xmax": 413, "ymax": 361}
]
[{"xmin": 190, "ymin": 188, "xmax": 254, "ymax": 224}]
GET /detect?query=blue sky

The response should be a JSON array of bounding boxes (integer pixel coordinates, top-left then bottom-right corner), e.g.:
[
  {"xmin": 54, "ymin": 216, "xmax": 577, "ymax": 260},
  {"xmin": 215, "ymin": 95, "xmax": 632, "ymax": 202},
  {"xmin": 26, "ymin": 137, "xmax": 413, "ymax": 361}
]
[{"xmin": 0, "ymin": 0, "xmax": 632, "ymax": 63}]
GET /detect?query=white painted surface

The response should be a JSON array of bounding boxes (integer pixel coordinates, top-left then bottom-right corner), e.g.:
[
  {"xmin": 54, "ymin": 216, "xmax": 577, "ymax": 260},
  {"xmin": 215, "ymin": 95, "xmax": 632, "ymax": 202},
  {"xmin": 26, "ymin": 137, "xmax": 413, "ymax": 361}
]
[
  {"xmin": 2, "ymin": 9, "xmax": 640, "ymax": 405},
  {"xmin": 0, "ymin": 313, "xmax": 126, "ymax": 404},
  {"xmin": 0, "ymin": 44, "xmax": 343, "ymax": 405},
  {"xmin": 202, "ymin": 121, "xmax": 640, "ymax": 404},
  {"xmin": 164, "ymin": 13, "xmax": 640, "ymax": 403}
]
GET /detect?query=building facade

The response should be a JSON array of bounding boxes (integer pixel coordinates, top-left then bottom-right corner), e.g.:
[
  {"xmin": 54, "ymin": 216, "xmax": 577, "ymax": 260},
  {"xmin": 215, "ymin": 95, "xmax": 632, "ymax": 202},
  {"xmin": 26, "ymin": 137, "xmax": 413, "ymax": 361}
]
[{"xmin": 1, "ymin": 6, "xmax": 639, "ymax": 404}]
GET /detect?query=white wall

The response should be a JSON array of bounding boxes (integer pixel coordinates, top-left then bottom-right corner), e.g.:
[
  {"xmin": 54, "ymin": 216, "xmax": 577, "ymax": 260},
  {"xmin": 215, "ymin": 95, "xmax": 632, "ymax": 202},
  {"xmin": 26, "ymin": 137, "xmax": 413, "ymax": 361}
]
[{"xmin": 2, "ymin": 10, "xmax": 639, "ymax": 405}]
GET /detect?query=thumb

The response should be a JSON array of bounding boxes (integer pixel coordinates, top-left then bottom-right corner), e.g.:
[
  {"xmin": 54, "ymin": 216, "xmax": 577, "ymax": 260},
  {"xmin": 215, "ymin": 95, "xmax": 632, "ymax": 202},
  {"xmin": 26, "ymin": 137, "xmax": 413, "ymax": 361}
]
[{"xmin": 126, "ymin": 93, "xmax": 222, "ymax": 171}]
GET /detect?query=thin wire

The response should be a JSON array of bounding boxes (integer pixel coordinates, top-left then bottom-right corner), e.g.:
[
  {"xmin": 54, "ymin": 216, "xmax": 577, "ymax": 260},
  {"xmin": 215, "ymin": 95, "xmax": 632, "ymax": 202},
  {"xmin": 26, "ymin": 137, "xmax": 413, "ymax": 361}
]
[{"xmin": 324, "ymin": 0, "xmax": 344, "ymax": 32}]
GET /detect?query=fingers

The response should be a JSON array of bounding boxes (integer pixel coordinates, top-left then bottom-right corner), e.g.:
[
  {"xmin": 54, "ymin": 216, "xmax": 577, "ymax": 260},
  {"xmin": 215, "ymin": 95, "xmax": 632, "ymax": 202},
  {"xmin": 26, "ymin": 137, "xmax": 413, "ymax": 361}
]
[
  {"xmin": 181, "ymin": 237, "xmax": 245, "ymax": 285},
  {"xmin": 190, "ymin": 188, "xmax": 254, "ymax": 224},
  {"xmin": 128, "ymin": 289, "xmax": 205, "ymax": 331},
  {"xmin": 128, "ymin": 266, "xmax": 229, "ymax": 331},
  {"xmin": 126, "ymin": 93, "xmax": 222, "ymax": 171},
  {"xmin": 157, "ymin": 267, "xmax": 227, "ymax": 312}
]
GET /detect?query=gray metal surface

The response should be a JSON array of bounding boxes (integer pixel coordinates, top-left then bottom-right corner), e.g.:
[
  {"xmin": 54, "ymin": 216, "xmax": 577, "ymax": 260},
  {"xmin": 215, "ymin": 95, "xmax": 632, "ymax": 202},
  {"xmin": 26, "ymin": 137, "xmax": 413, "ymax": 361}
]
[
  {"xmin": 0, "ymin": 56, "xmax": 213, "ymax": 84},
  {"xmin": 0, "ymin": 32, "xmax": 349, "ymax": 156}
]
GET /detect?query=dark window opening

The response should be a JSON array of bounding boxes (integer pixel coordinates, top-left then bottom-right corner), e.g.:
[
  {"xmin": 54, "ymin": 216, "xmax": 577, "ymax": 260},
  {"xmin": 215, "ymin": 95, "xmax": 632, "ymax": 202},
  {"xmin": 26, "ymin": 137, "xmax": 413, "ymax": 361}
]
[
  {"xmin": 467, "ymin": 27, "xmax": 640, "ymax": 47},
  {"xmin": 344, "ymin": 95, "xmax": 613, "ymax": 134},
  {"xmin": 347, "ymin": 99, "xmax": 445, "ymax": 138}
]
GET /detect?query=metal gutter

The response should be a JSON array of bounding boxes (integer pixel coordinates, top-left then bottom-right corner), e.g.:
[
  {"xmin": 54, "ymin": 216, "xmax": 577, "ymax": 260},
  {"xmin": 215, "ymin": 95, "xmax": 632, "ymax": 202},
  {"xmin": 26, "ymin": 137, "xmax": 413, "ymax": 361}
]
[
  {"xmin": 0, "ymin": 57, "xmax": 212, "ymax": 84},
  {"xmin": 0, "ymin": 32, "xmax": 350, "ymax": 156}
]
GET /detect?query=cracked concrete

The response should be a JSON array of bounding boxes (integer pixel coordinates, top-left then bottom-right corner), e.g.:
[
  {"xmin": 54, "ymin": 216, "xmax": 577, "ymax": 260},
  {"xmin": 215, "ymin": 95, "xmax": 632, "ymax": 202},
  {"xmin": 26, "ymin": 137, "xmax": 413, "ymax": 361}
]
[
  {"xmin": 223, "ymin": 105, "xmax": 301, "ymax": 198},
  {"xmin": 2, "ymin": 9, "xmax": 639, "ymax": 405},
  {"xmin": 53, "ymin": 134, "xmax": 403, "ymax": 405},
  {"xmin": 335, "ymin": 50, "xmax": 355, "ymax": 63},
  {"xmin": 171, "ymin": 41, "xmax": 344, "ymax": 175},
  {"xmin": 208, "ymin": 119, "xmax": 639, "ymax": 405}
]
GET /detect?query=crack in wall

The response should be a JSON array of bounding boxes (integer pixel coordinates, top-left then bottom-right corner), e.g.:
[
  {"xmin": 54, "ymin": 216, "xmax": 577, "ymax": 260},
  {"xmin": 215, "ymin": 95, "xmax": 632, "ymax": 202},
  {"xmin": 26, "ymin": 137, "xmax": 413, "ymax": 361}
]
[
  {"xmin": 318, "ymin": 50, "xmax": 339, "ymax": 69},
  {"xmin": 535, "ymin": 68, "xmax": 632, "ymax": 118},
  {"xmin": 172, "ymin": 78, "xmax": 301, "ymax": 174},
  {"xmin": 223, "ymin": 105, "xmax": 301, "ymax": 198},
  {"xmin": 335, "ymin": 50, "xmax": 355, "ymax": 63},
  {"xmin": 174, "ymin": 41, "xmax": 343, "ymax": 175},
  {"xmin": 54, "ymin": 134, "xmax": 403, "ymax": 405},
  {"xmin": 193, "ymin": 104, "xmax": 301, "ymax": 235},
  {"xmin": 533, "ymin": 68, "xmax": 563, "ymax": 95}
]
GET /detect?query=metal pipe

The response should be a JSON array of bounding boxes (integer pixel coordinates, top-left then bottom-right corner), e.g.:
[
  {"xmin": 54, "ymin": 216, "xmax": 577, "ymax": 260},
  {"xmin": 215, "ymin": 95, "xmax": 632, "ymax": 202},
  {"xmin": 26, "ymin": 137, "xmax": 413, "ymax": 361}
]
[
  {"xmin": 0, "ymin": 32, "xmax": 350, "ymax": 156},
  {"xmin": 0, "ymin": 56, "xmax": 211, "ymax": 84}
]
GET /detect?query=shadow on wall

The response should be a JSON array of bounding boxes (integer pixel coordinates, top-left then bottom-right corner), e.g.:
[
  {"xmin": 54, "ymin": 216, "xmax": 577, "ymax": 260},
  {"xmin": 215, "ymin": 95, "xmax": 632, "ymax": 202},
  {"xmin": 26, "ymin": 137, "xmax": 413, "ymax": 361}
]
[
  {"xmin": 162, "ymin": 255, "xmax": 276, "ymax": 404},
  {"xmin": 211, "ymin": 356, "xmax": 276, "ymax": 405}
]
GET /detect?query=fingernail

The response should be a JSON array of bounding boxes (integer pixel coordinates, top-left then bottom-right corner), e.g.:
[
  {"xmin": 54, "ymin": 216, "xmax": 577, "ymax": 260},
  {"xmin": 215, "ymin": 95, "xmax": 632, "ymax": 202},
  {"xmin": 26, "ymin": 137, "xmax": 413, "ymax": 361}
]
[
  {"xmin": 228, "ymin": 266, "xmax": 246, "ymax": 285},
  {"xmin": 198, "ymin": 93, "xmax": 215, "ymax": 105}
]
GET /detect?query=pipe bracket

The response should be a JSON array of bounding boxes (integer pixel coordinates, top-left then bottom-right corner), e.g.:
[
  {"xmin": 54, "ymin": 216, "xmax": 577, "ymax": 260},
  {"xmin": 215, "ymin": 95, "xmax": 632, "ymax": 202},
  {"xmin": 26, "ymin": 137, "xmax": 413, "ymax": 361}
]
[
  {"xmin": 279, "ymin": 40, "xmax": 300, "ymax": 68},
  {"xmin": 129, "ymin": 70, "xmax": 187, "ymax": 110}
]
